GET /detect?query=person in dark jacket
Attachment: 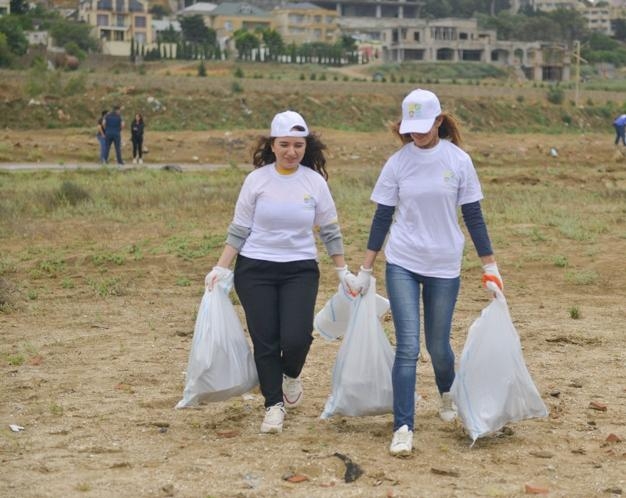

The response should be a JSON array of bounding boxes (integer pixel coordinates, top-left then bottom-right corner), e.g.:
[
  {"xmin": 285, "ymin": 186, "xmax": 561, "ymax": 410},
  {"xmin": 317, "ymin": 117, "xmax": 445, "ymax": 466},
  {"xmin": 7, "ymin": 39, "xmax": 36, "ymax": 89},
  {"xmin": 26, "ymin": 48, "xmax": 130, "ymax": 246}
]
[
  {"xmin": 103, "ymin": 105, "xmax": 124, "ymax": 166},
  {"xmin": 131, "ymin": 112, "xmax": 145, "ymax": 164}
]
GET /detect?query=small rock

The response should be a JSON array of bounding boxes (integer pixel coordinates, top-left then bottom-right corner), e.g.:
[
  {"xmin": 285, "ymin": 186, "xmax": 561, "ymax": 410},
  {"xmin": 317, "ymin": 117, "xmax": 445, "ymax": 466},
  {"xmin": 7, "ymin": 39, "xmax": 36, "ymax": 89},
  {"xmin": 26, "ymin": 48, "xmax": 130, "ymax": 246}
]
[
  {"xmin": 606, "ymin": 433, "xmax": 622, "ymax": 443},
  {"xmin": 589, "ymin": 401, "xmax": 607, "ymax": 411},
  {"xmin": 530, "ymin": 450, "xmax": 554, "ymax": 459},
  {"xmin": 285, "ymin": 474, "xmax": 308, "ymax": 483},
  {"xmin": 603, "ymin": 486, "xmax": 622, "ymax": 494},
  {"xmin": 524, "ymin": 483, "xmax": 549, "ymax": 494},
  {"xmin": 430, "ymin": 467, "xmax": 460, "ymax": 477}
]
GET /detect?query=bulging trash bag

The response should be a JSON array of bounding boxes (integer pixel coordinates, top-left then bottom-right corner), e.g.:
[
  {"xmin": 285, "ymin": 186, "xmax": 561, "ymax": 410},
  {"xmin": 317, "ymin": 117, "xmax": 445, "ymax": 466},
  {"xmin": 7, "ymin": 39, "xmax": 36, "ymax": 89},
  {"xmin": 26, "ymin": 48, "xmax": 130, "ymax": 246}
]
[
  {"xmin": 176, "ymin": 275, "xmax": 258, "ymax": 408},
  {"xmin": 320, "ymin": 277, "xmax": 394, "ymax": 419},
  {"xmin": 450, "ymin": 285, "xmax": 548, "ymax": 443},
  {"xmin": 314, "ymin": 284, "xmax": 390, "ymax": 341}
]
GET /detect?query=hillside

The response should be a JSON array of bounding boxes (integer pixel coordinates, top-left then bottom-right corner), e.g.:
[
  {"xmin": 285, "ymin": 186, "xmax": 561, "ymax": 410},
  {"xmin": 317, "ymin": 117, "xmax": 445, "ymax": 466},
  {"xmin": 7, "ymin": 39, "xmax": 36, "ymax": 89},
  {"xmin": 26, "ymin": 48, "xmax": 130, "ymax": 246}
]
[{"xmin": 0, "ymin": 60, "xmax": 622, "ymax": 139}]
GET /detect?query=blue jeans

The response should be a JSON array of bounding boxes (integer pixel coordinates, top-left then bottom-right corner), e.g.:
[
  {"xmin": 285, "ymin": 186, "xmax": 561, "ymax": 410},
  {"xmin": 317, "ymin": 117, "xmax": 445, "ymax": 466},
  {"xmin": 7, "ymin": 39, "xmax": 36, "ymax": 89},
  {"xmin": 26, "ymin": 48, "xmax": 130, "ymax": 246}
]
[
  {"xmin": 386, "ymin": 263, "xmax": 460, "ymax": 431},
  {"xmin": 97, "ymin": 134, "xmax": 106, "ymax": 163},
  {"xmin": 105, "ymin": 133, "xmax": 123, "ymax": 164}
]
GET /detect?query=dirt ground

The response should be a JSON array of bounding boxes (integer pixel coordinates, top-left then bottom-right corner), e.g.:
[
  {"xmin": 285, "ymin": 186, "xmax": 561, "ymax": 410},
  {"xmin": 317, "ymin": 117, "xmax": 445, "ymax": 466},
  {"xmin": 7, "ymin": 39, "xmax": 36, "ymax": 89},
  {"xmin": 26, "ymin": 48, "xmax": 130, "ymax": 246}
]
[{"xmin": 1, "ymin": 129, "xmax": 625, "ymax": 498}]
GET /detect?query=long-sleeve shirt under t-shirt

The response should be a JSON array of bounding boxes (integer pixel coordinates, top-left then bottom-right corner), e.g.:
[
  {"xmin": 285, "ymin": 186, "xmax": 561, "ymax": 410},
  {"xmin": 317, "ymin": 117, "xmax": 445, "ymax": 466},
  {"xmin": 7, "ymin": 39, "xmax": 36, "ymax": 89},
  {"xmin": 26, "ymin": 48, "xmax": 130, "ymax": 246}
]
[{"xmin": 370, "ymin": 140, "xmax": 483, "ymax": 278}]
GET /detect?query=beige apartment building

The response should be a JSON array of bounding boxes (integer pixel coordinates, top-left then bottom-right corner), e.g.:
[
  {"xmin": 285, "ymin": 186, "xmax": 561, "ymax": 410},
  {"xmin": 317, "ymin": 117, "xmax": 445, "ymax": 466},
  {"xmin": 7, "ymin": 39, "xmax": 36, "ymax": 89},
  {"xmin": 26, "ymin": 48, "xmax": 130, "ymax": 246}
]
[
  {"xmin": 78, "ymin": 0, "xmax": 153, "ymax": 56},
  {"xmin": 272, "ymin": 2, "xmax": 340, "ymax": 45},
  {"xmin": 339, "ymin": 16, "xmax": 571, "ymax": 81}
]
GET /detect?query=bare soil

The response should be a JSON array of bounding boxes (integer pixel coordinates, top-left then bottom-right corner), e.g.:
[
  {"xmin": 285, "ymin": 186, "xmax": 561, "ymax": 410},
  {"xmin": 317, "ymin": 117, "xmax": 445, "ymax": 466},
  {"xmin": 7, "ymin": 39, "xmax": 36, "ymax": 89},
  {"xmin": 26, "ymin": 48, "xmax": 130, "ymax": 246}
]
[{"xmin": 1, "ymin": 129, "xmax": 625, "ymax": 498}]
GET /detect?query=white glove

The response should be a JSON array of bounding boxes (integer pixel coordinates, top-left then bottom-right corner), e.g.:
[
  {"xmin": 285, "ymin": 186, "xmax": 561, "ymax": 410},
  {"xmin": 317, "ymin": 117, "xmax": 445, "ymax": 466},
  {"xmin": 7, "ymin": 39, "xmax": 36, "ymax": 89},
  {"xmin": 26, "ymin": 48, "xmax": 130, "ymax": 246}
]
[
  {"xmin": 482, "ymin": 262, "xmax": 503, "ymax": 293},
  {"xmin": 205, "ymin": 266, "xmax": 232, "ymax": 291},
  {"xmin": 336, "ymin": 265, "xmax": 358, "ymax": 297},
  {"xmin": 354, "ymin": 266, "xmax": 373, "ymax": 296}
]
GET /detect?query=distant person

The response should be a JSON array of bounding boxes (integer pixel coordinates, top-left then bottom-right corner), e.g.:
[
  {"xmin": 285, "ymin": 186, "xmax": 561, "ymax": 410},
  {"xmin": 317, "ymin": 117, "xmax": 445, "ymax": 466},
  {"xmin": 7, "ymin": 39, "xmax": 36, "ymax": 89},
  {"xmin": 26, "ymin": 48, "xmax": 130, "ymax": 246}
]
[
  {"xmin": 96, "ymin": 110, "xmax": 107, "ymax": 165},
  {"xmin": 613, "ymin": 113, "xmax": 626, "ymax": 146},
  {"xmin": 131, "ymin": 112, "xmax": 144, "ymax": 164},
  {"xmin": 204, "ymin": 110, "xmax": 357, "ymax": 434},
  {"xmin": 350, "ymin": 89, "xmax": 503, "ymax": 457},
  {"xmin": 103, "ymin": 105, "xmax": 125, "ymax": 165}
]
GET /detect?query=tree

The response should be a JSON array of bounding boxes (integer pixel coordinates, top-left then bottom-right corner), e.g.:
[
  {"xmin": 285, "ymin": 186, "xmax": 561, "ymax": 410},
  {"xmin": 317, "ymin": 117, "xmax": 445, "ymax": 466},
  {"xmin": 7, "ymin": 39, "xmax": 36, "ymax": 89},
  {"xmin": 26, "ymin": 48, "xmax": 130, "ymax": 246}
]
[
  {"xmin": 613, "ymin": 19, "xmax": 626, "ymax": 41},
  {"xmin": 546, "ymin": 8, "xmax": 588, "ymax": 47},
  {"xmin": 0, "ymin": 32, "xmax": 14, "ymax": 67},
  {"xmin": 149, "ymin": 4, "xmax": 170, "ymax": 20},
  {"xmin": 49, "ymin": 19, "xmax": 97, "ymax": 52},
  {"xmin": 233, "ymin": 29, "xmax": 259, "ymax": 59},
  {"xmin": 261, "ymin": 28, "xmax": 283, "ymax": 57},
  {"xmin": 158, "ymin": 24, "xmax": 180, "ymax": 44},
  {"xmin": 179, "ymin": 15, "xmax": 216, "ymax": 45},
  {"xmin": 9, "ymin": 0, "xmax": 28, "ymax": 15},
  {"xmin": 0, "ymin": 15, "xmax": 28, "ymax": 56}
]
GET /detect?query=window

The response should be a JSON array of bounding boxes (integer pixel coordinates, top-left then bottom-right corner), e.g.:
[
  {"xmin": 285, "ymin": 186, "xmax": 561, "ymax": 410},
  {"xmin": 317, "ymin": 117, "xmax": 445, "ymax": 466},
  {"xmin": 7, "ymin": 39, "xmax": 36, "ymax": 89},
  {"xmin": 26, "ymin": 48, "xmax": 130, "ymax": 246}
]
[
  {"xmin": 135, "ymin": 16, "xmax": 146, "ymax": 28},
  {"xmin": 97, "ymin": 14, "xmax": 108, "ymax": 26}
]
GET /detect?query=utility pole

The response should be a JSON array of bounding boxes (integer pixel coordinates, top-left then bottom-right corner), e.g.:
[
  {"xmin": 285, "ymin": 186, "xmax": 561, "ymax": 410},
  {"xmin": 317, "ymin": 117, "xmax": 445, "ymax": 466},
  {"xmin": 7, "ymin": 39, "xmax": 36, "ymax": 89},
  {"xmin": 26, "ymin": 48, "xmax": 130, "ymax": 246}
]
[{"xmin": 573, "ymin": 40, "xmax": 588, "ymax": 107}]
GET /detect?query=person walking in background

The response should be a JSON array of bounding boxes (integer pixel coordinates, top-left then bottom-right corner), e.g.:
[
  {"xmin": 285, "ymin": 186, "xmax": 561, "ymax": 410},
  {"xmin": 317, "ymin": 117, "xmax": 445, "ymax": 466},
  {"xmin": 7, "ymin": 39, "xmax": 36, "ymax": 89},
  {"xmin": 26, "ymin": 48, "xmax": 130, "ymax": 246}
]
[
  {"xmin": 103, "ymin": 105, "xmax": 124, "ymax": 166},
  {"xmin": 131, "ymin": 112, "xmax": 144, "ymax": 164},
  {"xmin": 205, "ymin": 110, "xmax": 356, "ymax": 434},
  {"xmin": 96, "ymin": 110, "xmax": 107, "ymax": 165},
  {"xmin": 350, "ymin": 89, "xmax": 504, "ymax": 457},
  {"xmin": 613, "ymin": 113, "xmax": 626, "ymax": 146}
]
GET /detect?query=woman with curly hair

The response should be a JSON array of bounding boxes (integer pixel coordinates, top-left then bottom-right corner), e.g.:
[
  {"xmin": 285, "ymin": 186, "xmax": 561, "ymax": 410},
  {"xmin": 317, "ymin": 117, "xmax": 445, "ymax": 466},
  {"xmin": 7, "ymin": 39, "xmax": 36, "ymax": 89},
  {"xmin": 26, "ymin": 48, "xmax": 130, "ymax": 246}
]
[{"xmin": 205, "ymin": 111, "xmax": 356, "ymax": 434}]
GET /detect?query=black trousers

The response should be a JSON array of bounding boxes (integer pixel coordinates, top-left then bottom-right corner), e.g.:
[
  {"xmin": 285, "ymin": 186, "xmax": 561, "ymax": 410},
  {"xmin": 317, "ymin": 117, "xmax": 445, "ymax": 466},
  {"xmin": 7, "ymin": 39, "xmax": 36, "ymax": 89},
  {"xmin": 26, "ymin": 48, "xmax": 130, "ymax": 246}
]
[
  {"xmin": 234, "ymin": 255, "xmax": 319, "ymax": 407},
  {"xmin": 132, "ymin": 136, "xmax": 143, "ymax": 158},
  {"xmin": 614, "ymin": 124, "xmax": 625, "ymax": 146}
]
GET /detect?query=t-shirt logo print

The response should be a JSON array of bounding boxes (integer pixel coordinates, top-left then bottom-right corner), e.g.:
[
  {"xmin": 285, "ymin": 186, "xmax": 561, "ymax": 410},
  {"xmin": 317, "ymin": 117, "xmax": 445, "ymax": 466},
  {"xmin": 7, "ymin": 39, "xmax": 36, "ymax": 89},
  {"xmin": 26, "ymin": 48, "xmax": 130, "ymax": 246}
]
[
  {"xmin": 303, "ymin": 194, "xmax": 316, "ymax": 209},
  {"xmin": 407, "ymin": 103, "xmax": 422, "ymax": 118},
  {"xmin": 443, "ymin": 169, "xmax": 455, "ymax": 183}
]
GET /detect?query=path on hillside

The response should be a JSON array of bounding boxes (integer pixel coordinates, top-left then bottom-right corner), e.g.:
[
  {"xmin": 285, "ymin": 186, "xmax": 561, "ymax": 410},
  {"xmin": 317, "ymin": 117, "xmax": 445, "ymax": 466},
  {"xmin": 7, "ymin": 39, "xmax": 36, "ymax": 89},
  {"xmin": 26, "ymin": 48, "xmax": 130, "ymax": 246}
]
[{"xmin": 0, "ymin": 162, "xmax": 234, "ymax": 172}]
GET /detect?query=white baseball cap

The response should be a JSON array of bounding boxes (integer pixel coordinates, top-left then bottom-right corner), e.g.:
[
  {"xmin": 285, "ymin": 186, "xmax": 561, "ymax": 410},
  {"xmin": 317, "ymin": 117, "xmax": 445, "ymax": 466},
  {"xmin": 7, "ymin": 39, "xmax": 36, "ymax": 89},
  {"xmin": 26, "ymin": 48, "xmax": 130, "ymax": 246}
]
[
  {"xmin": 399, "ymin": 89, "xmax": 442, "ymax": 134},
  {"xmin": 270, "ymin": 110, "xmax": 309, "ymax": 137}
]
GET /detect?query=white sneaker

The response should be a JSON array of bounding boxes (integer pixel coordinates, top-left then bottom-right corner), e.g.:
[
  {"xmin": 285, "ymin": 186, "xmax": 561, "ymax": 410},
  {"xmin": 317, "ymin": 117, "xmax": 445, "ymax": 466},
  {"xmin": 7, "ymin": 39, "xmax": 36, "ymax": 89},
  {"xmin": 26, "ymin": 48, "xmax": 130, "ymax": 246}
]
[
  {"xmin": 439, "ymin": 392, "xmax": 457, "ymax": 422},
  {"xmin": 282, "ymin": 375, "xmax": 303, "ymax": 408},
  {"xmin": 132, "ymin": 158, "xmax": 137, "ymax": 164},
  {"xmin": 138, "ymin": 158, "xmax": 143, "ymax": 164},
  {"xmin": 389, "ymin": 425, "xmax": 413, "ymax": 456},
  {"xmin": 260, "ymin": 403, "xmax": 285, "ymax": 433}
]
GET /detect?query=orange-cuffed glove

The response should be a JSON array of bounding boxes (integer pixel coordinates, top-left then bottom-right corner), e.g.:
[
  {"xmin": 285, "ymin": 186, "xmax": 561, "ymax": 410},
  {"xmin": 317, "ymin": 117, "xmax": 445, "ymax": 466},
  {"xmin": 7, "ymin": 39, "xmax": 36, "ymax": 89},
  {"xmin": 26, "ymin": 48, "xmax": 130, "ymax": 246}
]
[{"xmin": 482, "ymin": 262, "xmax": 503, "ymax": 292}]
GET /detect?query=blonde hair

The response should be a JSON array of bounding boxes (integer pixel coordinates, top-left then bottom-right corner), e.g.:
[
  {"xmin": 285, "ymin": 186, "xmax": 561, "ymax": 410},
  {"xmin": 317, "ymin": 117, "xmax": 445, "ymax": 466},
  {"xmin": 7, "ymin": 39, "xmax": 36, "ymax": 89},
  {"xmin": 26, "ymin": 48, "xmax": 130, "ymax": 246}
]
[{"xmin": 390, "ymin": 112, "xmax": 463, "ymax": 147}]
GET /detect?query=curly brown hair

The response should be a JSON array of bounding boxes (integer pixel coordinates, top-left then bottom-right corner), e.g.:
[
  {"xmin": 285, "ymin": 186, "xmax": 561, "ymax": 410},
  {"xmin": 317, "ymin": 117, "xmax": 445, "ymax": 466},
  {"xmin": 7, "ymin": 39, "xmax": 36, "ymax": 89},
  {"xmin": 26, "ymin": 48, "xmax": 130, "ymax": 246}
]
[{"xmin": 251, "ymin": 133, "xmax": 329, "ymax": 181}]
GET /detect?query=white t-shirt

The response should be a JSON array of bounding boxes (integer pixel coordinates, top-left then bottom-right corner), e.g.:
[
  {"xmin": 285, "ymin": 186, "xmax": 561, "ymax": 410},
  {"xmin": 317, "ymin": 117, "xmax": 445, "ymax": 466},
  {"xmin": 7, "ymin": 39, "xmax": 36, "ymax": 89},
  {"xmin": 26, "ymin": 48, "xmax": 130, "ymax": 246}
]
[
  {"xmin": 233, "ymin": 164, "xmax": 338, "ymax": 262},
  {"xmin": 371, "ymin": 140, "xmax": 483, "ymax": 278}
]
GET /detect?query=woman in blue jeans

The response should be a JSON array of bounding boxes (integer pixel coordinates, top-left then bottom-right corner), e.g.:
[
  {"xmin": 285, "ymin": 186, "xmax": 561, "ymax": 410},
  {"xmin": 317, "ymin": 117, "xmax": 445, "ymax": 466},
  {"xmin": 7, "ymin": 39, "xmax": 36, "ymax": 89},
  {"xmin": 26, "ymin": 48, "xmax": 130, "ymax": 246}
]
[{"xmin": 352, "ymin": 89, "xmax": 504, "ymax": 457}]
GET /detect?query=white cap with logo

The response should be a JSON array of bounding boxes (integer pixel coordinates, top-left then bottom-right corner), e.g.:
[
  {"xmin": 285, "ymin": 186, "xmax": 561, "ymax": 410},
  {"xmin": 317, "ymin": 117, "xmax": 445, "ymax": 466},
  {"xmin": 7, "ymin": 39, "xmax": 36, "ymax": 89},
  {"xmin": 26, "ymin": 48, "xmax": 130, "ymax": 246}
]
[
  {"xmin": 399, "ymin": 89, "xmax": 442, "ymax": 134},
  {"xmin": 270, "ymin": 110, "xmax": 309, "ymax": 137}
]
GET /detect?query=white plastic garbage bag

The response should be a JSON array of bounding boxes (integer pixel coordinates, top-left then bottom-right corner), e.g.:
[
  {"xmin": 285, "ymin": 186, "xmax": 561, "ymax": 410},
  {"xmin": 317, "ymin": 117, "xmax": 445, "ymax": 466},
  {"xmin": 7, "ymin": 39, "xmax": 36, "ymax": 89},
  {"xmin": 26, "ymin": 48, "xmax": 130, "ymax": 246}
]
[
  {"xmin": 320, "ymin": 278, "xmax": 394, "ymax": 419},
  {"xmin": 450, "ymin": 286, "xmax": 548, "ymax": 443},
  {"xmin": 314, "ymin": 284, "xmax": 390, "ymax": 341},
  {"xmin": 176, "ymin": 275, "xmax": 258, "ymax": 408}
]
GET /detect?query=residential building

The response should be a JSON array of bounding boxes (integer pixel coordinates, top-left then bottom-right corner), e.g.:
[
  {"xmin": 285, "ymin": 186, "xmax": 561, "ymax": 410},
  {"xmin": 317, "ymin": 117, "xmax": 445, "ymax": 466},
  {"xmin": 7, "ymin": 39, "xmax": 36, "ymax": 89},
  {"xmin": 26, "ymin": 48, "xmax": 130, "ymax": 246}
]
[
  {"xmin": 78, "ymin": 0, "xmax": 153, "ymax": 56},
  {"xmin": 205, "ymin": 2, "xmax": 271, "ymax": 50},
  {"xmin": 272, "ymin": 2, "xmax": 340, "ymax": 44},
  {"xmin": 0, "ymin": 0, "xmax": 9, "ymax": 16},
  {"xmin": 312, "ymin": 0, "xmax": 424, "ymax": 18},
  {"xmin": 338, "ymin": 16, "xmax": 571, "ymax": 81},
  {"xmin": 525, "ymin": 0, "xmax": 581, "ymax": 10},
  {"xmin": 583, "ymin": 4, "xmax": 612, "ymax": 35},
  {"xmin": 178, "ymin": 1, "xmax": 216, "ymax": 18}
]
